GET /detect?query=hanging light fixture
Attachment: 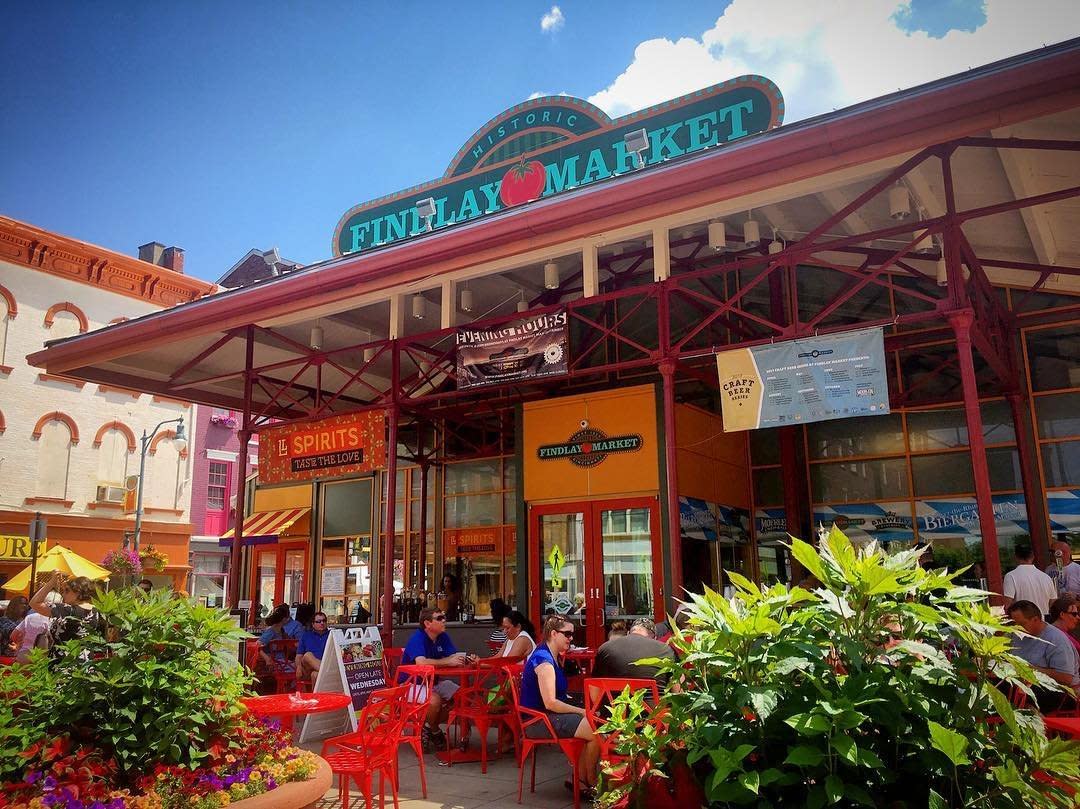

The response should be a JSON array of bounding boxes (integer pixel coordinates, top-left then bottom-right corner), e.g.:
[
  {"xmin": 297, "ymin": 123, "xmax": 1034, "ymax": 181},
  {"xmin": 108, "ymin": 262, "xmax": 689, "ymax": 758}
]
[
  {"xmin": 768, "ymin": 227, "xmax": 784, "ymax": 255},
  {"xmin": 936, "ymin": 257, "xmax": 948, "ymax": 287},
  {"xmin": 363, "ymin": 329, "xmax": 377, "ymax": 363},
  {"xmin": 309, "ymin": 320, "xmax": 323, "ymax": 351},
  {"xmin": 411, "ymin": 292, "xmax": 425, "ymax": 319},
  {"xmin": 460, "ymin": 281, "xmax": 473, "ymax": 312},
  {"xmin": 516, "ymin": 289, "xmax": 528, "ymax": 313},
  {"xmin": 743, "ymin": 212, "xmax": 760, "ymax": 248},
  {"xmin": 707, "ymin": 220, "xmax": 726, "ymax": 251},
  {"xmin": 889, "ymin": 182, "xmax": 911, "ymax": 220},
  {"xmin": 544, "ymin": 261, "xmax": 559, "ymax": 290}
]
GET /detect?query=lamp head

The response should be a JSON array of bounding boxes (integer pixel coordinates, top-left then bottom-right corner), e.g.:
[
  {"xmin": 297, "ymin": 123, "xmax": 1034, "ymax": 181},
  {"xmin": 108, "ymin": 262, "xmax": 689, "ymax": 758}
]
[{"xmin": 173, "ymin": 419, "xmax": 188, "ymax": 454}]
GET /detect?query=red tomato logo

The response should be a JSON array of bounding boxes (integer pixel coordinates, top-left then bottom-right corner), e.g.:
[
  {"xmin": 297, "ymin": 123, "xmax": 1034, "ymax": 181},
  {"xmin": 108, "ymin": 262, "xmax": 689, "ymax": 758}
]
[
  {"xmin": 500, "ymin": 159, "xmax": 546, "ymax": 207},
  {"xmin": 581, "ymin": 443, "xmax": 593, "ymax": 454}
]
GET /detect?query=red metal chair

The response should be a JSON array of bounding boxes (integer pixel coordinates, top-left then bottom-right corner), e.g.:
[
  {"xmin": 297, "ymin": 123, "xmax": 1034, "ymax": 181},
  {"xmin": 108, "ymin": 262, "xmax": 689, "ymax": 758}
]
[
  {"xmin": 264, "ymin": 638, "xmax": 299, "ymax": 693},
  {"xmin": 508, "ymin": 670, "xmax": 588, "ymax": 809},
  {"xmin": 322, "ymin": 684, "xmax": 409, "ymax": 809},
  {"xmin": 446, "ymin": 660, "xmax": 519, "ymax": 773},
  {"xmin": 382, "ymin": 647, "xmax": 404, "ymax": 683},
  {"xmin": 392, "ymin": 664, "xmax": 434, "ymax": 798},
  {"xmin": 583, "ymin": 677, "xmax": 660, "ymax": 761},
  {"xmin": 486, "ymin": 638, "xmax": 504, "ymax": 653}
]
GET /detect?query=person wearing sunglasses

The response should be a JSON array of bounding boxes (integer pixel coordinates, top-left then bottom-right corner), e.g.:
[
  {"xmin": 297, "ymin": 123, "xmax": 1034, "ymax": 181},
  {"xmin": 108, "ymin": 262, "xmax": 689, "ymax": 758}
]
[
  {"xmin": 520, "ymin": 615, "xmax": 600, "ymax": 796},
  {"xmin": 402, "ymin": 607, "xmax": 473, "ymax": 750},
  {"xmin": 1049, "ymin": 596, "xmax": 1080, "ymax": 655},
  {"xmin": 1006, "ymin": 599, "xmax": 1079, "ymax": 712},
  {"xmin": 295, "ymin": 611, "xmax": 331, "ymax": 684}
]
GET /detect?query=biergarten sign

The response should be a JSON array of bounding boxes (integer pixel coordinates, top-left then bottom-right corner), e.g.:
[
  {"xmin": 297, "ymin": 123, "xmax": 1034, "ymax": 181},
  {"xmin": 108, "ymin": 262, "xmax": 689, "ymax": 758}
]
[
  {"xmin": 259, "ymin": 411, "xmax": 386, "ymax": 485},
  {"xmin": 457, "ymin": 309, "xmax": 568, "ymax": 389},
  {"xmin": 716, "ymin": 327, "xmax": 890, "ymax": 431},
  {"xmin": 333, "ymin": 77, "xmax": 784, "ymax": 256}
]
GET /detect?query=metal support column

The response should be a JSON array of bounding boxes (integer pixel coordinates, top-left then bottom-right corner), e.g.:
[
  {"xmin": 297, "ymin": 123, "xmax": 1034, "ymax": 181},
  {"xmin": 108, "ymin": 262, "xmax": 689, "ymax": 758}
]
[
  {"xmin": 380, "ymin": 346, "xmax": 401, "ymax": 641},
  {"xmin": 228, "ymin": 326, "xmax": 255, "ymax": 609},
  {"xmin": 950, "ymin": 310, "xmax": 1004, "ymax": 598},
  {"xmin": 659, "ymin": 358, "xmax": 683, "ymax": 604},
  {"xmin": 1006, "ymin": 392, "xmax": 1051, "ymax": 568}
]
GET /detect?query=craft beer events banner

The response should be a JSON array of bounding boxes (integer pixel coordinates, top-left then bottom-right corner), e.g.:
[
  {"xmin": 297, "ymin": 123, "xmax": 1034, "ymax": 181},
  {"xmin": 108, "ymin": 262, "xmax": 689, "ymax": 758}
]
[
  {"xmin": 457, "ymin": 310, "xmax": 568, "ymax": 389},
  {"xmin": 259, "ymin": 411, "xmax": 387, "ymax": 484},
  {"xmin": 716, "ymin": 327, "xmax": 891, "ymax": 432}
]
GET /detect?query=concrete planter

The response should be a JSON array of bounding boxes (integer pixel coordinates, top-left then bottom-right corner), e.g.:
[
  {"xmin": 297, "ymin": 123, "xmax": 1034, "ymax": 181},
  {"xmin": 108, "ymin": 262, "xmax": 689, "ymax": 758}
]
[{"xmin": 227, "ymin": 756, "xmax": 332, "ymax": 809}]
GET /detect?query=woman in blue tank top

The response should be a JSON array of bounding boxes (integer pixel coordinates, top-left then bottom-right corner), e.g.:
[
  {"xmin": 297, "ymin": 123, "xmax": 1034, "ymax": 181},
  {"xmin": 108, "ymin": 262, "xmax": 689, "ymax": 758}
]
[{"xmin": 520, "ymin": 615, "xmax": 600, "ymax": 794}]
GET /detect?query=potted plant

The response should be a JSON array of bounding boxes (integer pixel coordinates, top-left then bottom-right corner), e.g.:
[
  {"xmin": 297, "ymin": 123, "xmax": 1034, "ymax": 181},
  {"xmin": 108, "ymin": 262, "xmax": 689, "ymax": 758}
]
[
  {"xmin": 597, "ymin": 528, "xmax": 1080, "ymax": 808},
  {"xmin": 102, "ymin": 548, "xmax": 142, "ymax": 589},
  {"xmin": 139, "ymin": 544, "xmax": 168, "ymax": 574},
  {"xmin": 0, "ymin": 588, "xmax": 330, "ymax": 809}
]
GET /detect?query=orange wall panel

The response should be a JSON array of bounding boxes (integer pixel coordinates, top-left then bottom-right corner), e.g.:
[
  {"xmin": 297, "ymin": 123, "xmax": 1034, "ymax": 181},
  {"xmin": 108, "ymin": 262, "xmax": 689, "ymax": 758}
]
[
  {"xmin": 675, "ymin": 404, "xmax": 751, "ymax": 508},
  {"xmin": 523, "ymin": 385, "xmax": 659, "ymax": 502}
]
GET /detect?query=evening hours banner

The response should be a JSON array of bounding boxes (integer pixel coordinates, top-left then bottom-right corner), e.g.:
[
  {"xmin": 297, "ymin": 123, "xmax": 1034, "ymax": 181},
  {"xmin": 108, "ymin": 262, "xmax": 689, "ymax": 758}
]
[{"xmin": 716, "ymin": 327, "xmax": 890, "ymax": 432}]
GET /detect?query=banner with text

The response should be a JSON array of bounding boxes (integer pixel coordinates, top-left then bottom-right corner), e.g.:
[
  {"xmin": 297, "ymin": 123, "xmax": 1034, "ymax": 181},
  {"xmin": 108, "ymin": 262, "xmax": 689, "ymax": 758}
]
[
  {"xmin": 457, "ymin": 310, "xmax": 568, "ymax": 389},
  {"xmin": 716, "ymin": 327, "xmax": 890, "ymax": 432},
  {"xmin": 259, "ymin": 411, "xmax": 386, "ymax": 484}
]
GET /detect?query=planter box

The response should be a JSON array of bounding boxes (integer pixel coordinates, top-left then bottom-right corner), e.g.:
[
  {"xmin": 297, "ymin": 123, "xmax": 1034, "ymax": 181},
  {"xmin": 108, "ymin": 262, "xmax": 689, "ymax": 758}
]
[{"xmin": 228, "ymin": 756, "xmax": 332, "ymax": 809}]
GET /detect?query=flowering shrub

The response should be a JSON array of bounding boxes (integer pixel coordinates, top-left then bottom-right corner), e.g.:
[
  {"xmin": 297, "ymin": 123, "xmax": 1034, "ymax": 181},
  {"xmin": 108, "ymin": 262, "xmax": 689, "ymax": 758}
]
[
  {"xmin": 138, "ymin": 545, "xmax": 168, "ymax": 573},
  {"xmin": 0, "ymin": 590, "xmax": 319, "ymax": 809},
  {"xmin": 597, "ymin": 529, "xmax": 1080, "ymax": 808},
  {"xmin": 101, "ymin": 549, "xmax": 142, "ymax": 578},
  {"xmin": 208, "ymin": 413, "xmax": 238, "ymax": 429}
]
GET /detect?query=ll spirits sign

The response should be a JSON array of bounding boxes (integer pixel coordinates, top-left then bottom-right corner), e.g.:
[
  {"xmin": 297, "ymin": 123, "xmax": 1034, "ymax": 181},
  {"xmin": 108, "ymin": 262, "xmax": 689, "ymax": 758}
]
[
  {"xmin": 333, "ymin": 77, "xmax": 783, "ymax": 256},
  {"xmin": 259, "ymin": 411, "xmax": 386, "ymax": 484}
]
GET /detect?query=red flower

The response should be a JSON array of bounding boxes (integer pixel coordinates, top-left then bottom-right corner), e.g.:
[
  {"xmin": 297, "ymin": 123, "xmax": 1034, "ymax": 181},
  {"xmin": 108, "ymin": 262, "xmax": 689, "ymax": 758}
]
[
  {"xmin": 741, "ymin": 708, "xmax": 757, "ymax": 722},
  {"xmin": 43, "ymin": 737, "xmax": 71, "ymax": 762}
]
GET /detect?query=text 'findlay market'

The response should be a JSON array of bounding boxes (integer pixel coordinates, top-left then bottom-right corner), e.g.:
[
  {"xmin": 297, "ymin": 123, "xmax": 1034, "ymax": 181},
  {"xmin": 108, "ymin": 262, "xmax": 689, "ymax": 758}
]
[{"xmin": 334, "ymin": 77, "xmax": 782, "ymax": 255}]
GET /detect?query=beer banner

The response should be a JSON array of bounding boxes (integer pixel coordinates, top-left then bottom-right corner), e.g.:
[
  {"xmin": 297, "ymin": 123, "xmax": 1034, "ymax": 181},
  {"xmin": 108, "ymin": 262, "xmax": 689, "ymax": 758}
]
[
  {"xmin": 716, "ymin": 327, "xmax": 890, "ymax": 432},
  {"xmin": 456, "ymin": 310, "xmax": 568, "ymax": 389}
]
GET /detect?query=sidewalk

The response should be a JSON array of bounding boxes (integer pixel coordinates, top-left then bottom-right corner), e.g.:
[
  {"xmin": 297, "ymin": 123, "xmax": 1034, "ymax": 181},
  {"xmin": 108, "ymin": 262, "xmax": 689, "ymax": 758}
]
[{"xmin": 304, "ymin": 728, "xmax": 584, "ymax": 809}]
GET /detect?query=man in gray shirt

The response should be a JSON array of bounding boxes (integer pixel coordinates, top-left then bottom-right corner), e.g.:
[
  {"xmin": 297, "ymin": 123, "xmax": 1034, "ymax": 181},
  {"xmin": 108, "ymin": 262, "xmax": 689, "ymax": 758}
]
[
  {"xmin": 593, "ymin": 618, "xmax": 675, "ymax": 683},
  {"xmin": 1007, "ymin": 599, "xmax": 1079, "ymax": 712}
]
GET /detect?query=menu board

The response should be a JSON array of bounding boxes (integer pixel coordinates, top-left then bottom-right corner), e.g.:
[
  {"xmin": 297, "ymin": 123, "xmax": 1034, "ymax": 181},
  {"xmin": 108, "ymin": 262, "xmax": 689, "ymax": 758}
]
[
  {"xmin": 321, "ymin": 566, "xmax": 346, "ymax": 595},
  {"xmin": 298, "ymin": 626, "xmax": 386, "ymax": 742}
]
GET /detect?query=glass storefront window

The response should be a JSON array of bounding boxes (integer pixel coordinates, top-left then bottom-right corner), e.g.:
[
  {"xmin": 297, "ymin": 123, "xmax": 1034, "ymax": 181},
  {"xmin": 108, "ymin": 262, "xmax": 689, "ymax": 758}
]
[
  {"xmin": 444, "ymin": 493, "xmax": 500, "ymax": 527},
  {"xmin": 445, "ymin": 459, "xmax": 500, "ymax": 494},
  {"xmin": 907, "ymin": 409, "xmax": 969, "ymax": 452},
  {"xmin": 807, "ymin": 414, "xmax": 905, "ymax": 459},
  {"xmin": 753, "ymin": 468, "xmax": 784, "ymax": 507},
  {"xmin": 320, "ymin": 478, "xmax": 373, "ymax": 624},
  {"xmin": 912, "ymin": 452, "xmax": 974, "ymax": 497},
  {"xmin": 811, "ymin": 458, "xmax": 909, "ymax": 503},
  {"xmin": 1036, "ymin": 392, "xmax": 1080, "ymax": 440},
  {"xmin": 1042, "ymin": 440, "xmax": 1080, "ymax": 488},
  {"xmin": 190, "ymin": 552, "xmax": 227, "ymax": 609},
  {"xmin": 750, "ymin": 428, "xmax": 781, "ymax": 466},
  {"xmin": 987, "ymin": 447, "xmax": 1022, "ymax": 492},
  {"xmin": 1026, "ymin": 327, "xmax": 1080, "ymax": 392}
]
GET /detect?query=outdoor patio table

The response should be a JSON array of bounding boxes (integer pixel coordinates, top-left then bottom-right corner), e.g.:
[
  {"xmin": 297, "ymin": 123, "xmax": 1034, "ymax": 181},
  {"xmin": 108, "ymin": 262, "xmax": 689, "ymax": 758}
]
[
  {"xmin": 241, "ymin": 691, "xmax": 353, "ymax": 738},
  {"xmin": 430, "ymin": 661, "xmax": 496, "ymax": 766},
  {"xmin": 564, "ymin": 648, "xmax": 596, "ymax": 672},
  {"xmin": 1042, "ymin": 716, "xmax": 1080, "ymax": 739}
]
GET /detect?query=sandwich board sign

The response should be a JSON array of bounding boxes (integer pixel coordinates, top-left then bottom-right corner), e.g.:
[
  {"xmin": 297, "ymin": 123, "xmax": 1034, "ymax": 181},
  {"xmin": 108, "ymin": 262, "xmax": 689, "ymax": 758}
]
[{"xmin": 298, "ymin": 626, "xmax": 386, "ymax": 743}]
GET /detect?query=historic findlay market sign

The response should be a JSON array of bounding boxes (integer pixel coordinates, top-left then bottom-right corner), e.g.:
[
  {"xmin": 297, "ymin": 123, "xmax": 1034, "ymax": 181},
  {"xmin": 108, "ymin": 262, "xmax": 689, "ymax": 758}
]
[
  {"xmin": 537, "ymin": 426, "xmax": 644, "ymax": 469},
  {"xmin": 332, "ymin": 77, "xmax": 784, "ymax": 256}
]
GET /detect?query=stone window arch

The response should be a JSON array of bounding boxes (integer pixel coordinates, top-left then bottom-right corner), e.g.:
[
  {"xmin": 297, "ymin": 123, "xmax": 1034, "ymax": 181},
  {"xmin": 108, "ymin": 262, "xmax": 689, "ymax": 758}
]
[
  {"xmin": 145, "ymin": 431, "xmax": 185, "ymax": 510},
  {"xmin": 33, "ymin": 414, "xmax": 75, "ymax": 500},
  {"xmin": 43, "ymin": 301, "xmax": 89, "ymax": 337},
  {"xmin": 94, "ymin": 421, "xmax": 136, "ymax": 484},
  {"xmin": 0, "ymin": 283, "xmax": 15, "ymax": 369}
]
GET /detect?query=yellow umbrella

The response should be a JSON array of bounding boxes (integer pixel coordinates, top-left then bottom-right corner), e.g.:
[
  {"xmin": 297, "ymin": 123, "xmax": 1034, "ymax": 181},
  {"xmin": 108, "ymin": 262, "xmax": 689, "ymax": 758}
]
[{"xmin": 3, "ymin": 544, "xmax": 111, "ymax": 593}]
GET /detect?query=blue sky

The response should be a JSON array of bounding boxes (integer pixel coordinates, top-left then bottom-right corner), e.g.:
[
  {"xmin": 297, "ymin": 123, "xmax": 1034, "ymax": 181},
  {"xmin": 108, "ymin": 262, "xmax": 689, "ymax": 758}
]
[{"xmin": 1, "ymin": 1, "xmax": 1075, "ymax": 282}]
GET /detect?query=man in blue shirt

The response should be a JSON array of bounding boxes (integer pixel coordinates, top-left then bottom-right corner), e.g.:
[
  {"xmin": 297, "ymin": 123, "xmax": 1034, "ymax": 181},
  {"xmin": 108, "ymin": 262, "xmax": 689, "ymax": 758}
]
[
  {"xmin": 295, "ymin": 611, "xmax": 331, "ymax": 684},
  {"xmin": 403, "ymin": 607, "xmax": 474, "ymax": 750}
]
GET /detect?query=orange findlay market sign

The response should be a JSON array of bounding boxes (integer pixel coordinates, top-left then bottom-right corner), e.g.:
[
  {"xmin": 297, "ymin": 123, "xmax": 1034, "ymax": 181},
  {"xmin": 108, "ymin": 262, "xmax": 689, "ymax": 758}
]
[
  {"xmin": 259, "ymin": 412, "xmax": 387, "ymax": 484},
  {"xmin": 332, "ymin": 77, "xmax": 784, "ymax": 256}
]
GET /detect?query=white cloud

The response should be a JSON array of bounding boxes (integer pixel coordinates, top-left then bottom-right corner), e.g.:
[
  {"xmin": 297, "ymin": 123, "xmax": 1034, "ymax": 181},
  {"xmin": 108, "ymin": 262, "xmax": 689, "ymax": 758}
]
[
  {"xmin": 540, "ymin": 5, "xmax": 565, "ymax": 33},
  {"xmin": 588, "ymin": 0, "xmax": 1080, "ymax": 121},
  {"xmin": 528, "ymin": 90, "xmax": 571, "ymax": 100}
]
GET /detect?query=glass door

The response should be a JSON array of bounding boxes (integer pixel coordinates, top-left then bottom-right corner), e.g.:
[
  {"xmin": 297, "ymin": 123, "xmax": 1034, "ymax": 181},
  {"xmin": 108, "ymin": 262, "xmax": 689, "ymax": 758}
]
[
  {"xmin": 532, "ymin": 497, "xmax": 661, "ymax": 650},
  {"xmin": 249, "ymin": 542, "xmax": 309, "ymax": 624}
]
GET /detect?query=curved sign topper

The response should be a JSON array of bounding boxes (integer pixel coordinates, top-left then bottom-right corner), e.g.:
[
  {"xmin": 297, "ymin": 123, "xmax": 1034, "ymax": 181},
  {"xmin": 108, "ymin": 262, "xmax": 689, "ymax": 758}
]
[{"xmin": 333, "ymin": 77, "xmax": 784, "ymax": 256}]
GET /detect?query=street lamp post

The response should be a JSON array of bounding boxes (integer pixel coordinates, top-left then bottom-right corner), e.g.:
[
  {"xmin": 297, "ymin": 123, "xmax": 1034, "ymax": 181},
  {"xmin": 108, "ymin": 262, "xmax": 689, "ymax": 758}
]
[{"xmin": 132, "ymin": 417, "xmax": 187, "ymax": 555}]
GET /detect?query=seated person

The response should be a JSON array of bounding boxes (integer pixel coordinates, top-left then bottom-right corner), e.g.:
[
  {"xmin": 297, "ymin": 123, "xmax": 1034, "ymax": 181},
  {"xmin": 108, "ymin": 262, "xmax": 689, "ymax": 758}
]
[
  {"xmin": 606, "ymin": 620, "xmax": 628, "ymax": 639},
  {"xmin": 282, "ymin": 603, "xmax": 312, "ymax": 639},
  {"xmin": 0, "ymin": 596, "xmax": 30, "ymax": 655},
  {"xmin": 402, "ymin": 607, "xmax": 474, "ymax": 750},
  {"xmin": 593, "ymin": 618, "xmax": 675, "ymax": 683},
  {"xmin": 258, "ymin": 604, "xmax": 294, "ymax": 672},
  {"xmin": 521, "ymin": 616, "xmax": 600, "ymax": 795},
  {"xmin": 137, "ymin": 579, "xmax": 154, "ymax": 595},
  {"xmin": 11, "ymin": 608, "xmax": 51, "ymax": 663},
  {"xmin": 1007, "ymin": 599, "xmax": 1079, "ymax": 712},
  {"xmin": 295, "ymin": 611, "xmax": 330, "ymax": 683},
  {"xmin": 495, "ymin": 610, "xmax": 536, "ymax": 658},
  {"xmin": 488, "ymin": 598, "xmax": 510, "ymax": 649},
  {"xmin": 1048, "ymin": 596, "xmax": 1080, "ymax": 655}
]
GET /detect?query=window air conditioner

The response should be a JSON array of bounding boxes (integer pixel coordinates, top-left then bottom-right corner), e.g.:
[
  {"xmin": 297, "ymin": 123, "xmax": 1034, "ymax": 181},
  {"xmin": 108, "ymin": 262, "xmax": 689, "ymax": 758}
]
[{"xmin": 96, "ymin": 485, "xmax": 127, "ymax": 503}]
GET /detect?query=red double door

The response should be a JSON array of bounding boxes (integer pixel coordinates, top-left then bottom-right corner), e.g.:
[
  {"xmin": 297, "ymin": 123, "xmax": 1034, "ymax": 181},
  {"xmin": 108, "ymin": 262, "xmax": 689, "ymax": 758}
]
[{"xmin": 529, "ymin": 496, "xmax": 663, "ymax": 651}]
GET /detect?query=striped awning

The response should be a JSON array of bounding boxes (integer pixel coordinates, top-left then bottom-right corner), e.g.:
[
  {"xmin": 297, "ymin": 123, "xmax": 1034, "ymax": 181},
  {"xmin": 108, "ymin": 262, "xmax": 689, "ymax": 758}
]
[{"xmin": 219, "ymin": 508, "xmax": 310, "ymax": 542}]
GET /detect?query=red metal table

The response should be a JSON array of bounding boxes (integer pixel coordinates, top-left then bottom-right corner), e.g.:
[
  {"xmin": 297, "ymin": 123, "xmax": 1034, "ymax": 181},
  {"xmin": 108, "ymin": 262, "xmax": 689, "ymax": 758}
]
[
  {"xmin": 430, "ymin": 662, "xmax": 499, "ymax": 766},
  {"xmin": 1042, "ymin": 716, "xmax": 1080, "ymax": 738},
  {"xmin": 241, "ymin": 692, "xmax": 353, "ymax": 738}
]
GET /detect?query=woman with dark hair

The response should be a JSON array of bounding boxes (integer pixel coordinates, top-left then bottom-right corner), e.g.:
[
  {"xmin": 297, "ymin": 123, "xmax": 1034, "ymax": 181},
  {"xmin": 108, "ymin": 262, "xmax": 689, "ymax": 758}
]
[
  {"xmin": 488, "ymin": 598, "xmax": 510, "ymax": 648},
  {"xmin": 286, "ymin": 603, "xmax": 315, "ymax": 638},
  {"xmin": 258, "ymin": 604, "xmax": 292, "ymax": 670},
  {"xmin": 29, "ymin": 573, "xmax": 101, "ymax": 651},
  {"xmin": 520, "ymin": 615, "xmax": 600, "ymax": 795},
  {"xmin": 1049, "ymin": 596, "xmax": 1080, "ymax": 654},
  {"xmin": 496, "ymin": 610, "xmax": 536, "ymax": 658}
]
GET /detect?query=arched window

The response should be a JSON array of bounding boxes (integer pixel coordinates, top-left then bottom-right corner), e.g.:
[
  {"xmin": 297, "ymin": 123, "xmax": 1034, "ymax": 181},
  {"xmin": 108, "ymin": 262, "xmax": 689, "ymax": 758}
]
[
  {"xmin": 95, "ymin": 423, "xmax": 135, "ymax": 484},
  {"xmin": 43, "ymin": 302, "xmax": 89, "ymax": 338},
  {"xmin": 34, "ymin": 416, "xmax": 74, "ymax": 500},
  {"xmin": 146, "ymin": 432, "xmax": 184, "ymax": 510},
  {"xmin": 0, "ymin": 283, "xmax": 14, "ymax": 369}
]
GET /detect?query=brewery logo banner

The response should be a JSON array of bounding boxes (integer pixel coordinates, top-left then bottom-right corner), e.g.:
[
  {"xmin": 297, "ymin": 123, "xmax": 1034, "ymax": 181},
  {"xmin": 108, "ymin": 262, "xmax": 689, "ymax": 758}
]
[
  {"xmin": 716, "ymin": 327, "xmax": 890, "ymax": 432},
  {"xmin": 457, "ymin": 310, "xmax": 568, "ymax": 389}
]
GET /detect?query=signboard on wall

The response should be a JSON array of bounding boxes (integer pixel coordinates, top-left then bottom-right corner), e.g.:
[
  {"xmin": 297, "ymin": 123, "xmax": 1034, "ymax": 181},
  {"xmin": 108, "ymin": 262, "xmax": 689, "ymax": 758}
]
[
  {"xmin": 716, "ymin": 327, "xmax": 890, "ymax": 432},
  {"xmin": 813, "ymin": 502, "xmax": 915, "ymax": 544},
  {"xmin": 914, "ymin": 494, "xmax": 1032, "ymax": 538},
  {"xmin": 0, "ymin": 535, "xmax": 41, "ymax": 561},
  {"xmin": 678, "ymin": 497, "xmax": 751, "ymax": 543},
  {"xmin": 299, "ymin": 626, "xmax": 385, "ymax": 744},
  {"xmin": 457, "ymin": 310, "xmax": 568, "ymax": 389},
  {"xmin": 333, "ymin": 78, "xmax": 784, "ymax": 256},
  {"xmin": 259, "ymin": 411, "xmax": 386, "ymax": 484},
  {"xmin": 443, "ymin": 526, "xmax": 506, "ymax": 556}
]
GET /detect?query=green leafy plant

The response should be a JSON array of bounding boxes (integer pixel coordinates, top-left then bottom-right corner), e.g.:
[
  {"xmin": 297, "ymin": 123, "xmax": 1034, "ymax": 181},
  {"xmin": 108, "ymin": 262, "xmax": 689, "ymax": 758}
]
[
  {"xmin": 0, "ymin": 588, "xmax": 250, "ymax": 784},
  {"xmin": 598, "ymin": 528, "xmax": 1080, "ymax": 808}
]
